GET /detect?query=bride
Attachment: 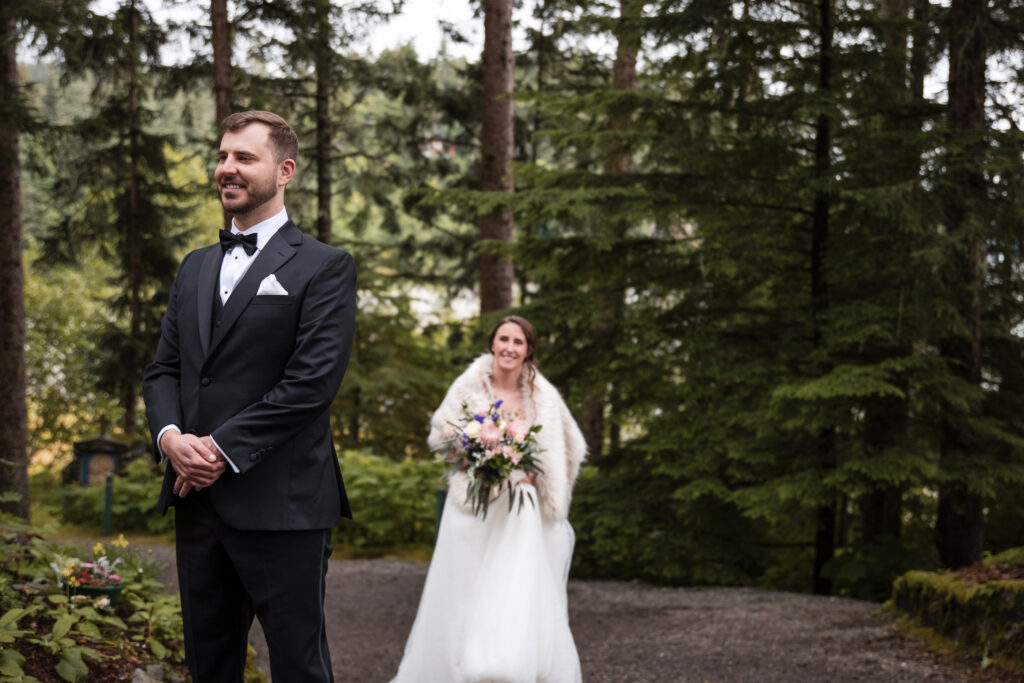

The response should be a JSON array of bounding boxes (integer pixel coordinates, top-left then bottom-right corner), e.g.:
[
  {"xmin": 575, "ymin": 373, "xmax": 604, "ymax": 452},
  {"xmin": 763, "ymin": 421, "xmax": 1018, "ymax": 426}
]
[{"xmin": 391, "ymin": 315, "xmax": 587, "ymax": 683}]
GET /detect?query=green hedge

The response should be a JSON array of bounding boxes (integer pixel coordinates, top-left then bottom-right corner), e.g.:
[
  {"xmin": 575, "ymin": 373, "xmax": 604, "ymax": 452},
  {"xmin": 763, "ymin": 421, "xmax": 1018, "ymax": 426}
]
[
  {"xmin": 51, "ymin": 449, "xmax": 448, "ymax": 555},
  {"xmin": 59, "ymin": 458, "xmax": 173, "ymax": 536},
  {"xmin": 888, "ymin": 547, "xmax": 1024, "ymax": 672},
  {"xmin": 333, "ymin": 450, "xmax": 446, "ymax": 554}
]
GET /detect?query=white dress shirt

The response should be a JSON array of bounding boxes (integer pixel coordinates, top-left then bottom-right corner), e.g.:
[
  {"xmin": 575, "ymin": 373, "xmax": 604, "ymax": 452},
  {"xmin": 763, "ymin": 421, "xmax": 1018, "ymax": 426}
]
[
  {"xmin": 219, "ymin": 208, "xmax": 289, "ymax": 304},
  {"xmin": 158, "ymin": 208, "xmax": 290, "ymax": 475}
]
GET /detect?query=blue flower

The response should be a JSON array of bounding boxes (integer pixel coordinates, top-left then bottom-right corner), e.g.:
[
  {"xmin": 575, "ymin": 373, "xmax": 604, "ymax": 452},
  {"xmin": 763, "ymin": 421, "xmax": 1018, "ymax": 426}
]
[{"xmin": 494, "ymin": 399, "xmax": 504, "ymax": 409}]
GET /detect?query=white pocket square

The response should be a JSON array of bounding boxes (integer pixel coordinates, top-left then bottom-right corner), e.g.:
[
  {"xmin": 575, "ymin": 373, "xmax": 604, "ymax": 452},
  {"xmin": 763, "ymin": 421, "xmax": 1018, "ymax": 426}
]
[{"xmin": 256, "ymin": 273, "xmax": 289, "ymax": 296}]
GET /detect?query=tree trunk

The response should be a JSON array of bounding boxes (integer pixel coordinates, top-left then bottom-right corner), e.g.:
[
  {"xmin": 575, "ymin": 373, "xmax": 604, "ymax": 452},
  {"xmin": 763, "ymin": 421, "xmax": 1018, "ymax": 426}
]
[
  {"xmin": 579, "ymin": 0, "xmax": 641, "ymax": 459},
  {"xmin": 0, "ymin": 12, "xmax": 31, "ymax": 520},
  {"xmin": 315, "ymin": 58, "xmax": 332, "ymax": 244},
  {"xmin": 517, "ymin": 0, "xmax": 551, "ymax": 306},
  {"xmin": 936, "ymin": 0, "xmax": 987, "ymax": 570},
  {"xmin": 123, "ymin": 0, "xmax": 141, "ymax": 436},
  {"xmin": 211, "ymin": 0, "xmax": 233, "ymax": 229},
  {"xmin": 314, "ymin": 0, "xmax": 332, "ymax": 245},
  {"xmin": 810, "ymin": 0, "xmax": 835, "ymax": 596},
  {"xmin": 479, "ymin": 0, "xmax": 515, "ymax": 314}
]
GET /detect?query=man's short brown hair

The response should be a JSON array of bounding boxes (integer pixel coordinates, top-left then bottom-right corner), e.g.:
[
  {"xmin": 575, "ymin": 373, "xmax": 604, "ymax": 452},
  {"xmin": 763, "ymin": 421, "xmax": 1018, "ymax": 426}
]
[{"xmin": 220, "ymin": 110, "xmax": 299, "ymax": 164}]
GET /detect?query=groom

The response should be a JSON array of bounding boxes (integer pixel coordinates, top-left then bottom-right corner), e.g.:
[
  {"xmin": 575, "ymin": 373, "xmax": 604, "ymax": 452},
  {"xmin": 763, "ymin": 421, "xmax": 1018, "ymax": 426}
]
[{"xmin": 143, "ymin": 110, "xmax": 355, "ymax": 681}]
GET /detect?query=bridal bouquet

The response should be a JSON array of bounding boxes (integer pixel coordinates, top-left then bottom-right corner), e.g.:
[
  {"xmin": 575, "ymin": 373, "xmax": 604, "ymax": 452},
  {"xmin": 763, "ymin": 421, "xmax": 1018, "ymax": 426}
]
[{"xmin": 439, "ymin": 400, "xmax": 543, "ymax": 519}]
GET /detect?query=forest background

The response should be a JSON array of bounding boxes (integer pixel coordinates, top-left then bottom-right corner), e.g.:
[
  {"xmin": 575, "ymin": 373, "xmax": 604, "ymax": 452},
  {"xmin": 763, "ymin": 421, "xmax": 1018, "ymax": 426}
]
[{"xmin": 3, "ymin": 0, "xmax": 1024, "ymax": 604}]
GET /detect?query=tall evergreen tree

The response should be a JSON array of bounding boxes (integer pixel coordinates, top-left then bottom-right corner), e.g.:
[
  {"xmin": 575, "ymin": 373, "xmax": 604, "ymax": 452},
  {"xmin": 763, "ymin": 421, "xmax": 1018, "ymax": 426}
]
[
  {"xmin": 38, "ymin": 0, "xmax": 186, "ymax": 435},
  {"xmin": 576, "ymin": 0, "xmax": 641, "ymax": 460},
  {"xmin": 236, "ymin": 0, "xmax": 401, "ymax": 244},
  {"xmin": 934, "ymin": 0, "xmax": 988, "ymax": 569}
]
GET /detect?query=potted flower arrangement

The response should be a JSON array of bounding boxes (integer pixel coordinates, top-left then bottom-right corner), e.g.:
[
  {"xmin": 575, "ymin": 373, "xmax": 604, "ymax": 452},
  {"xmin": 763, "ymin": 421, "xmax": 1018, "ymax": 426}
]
[{"xmin": 50, "ymin": 541, "xmax": 125, "ymax": 605}]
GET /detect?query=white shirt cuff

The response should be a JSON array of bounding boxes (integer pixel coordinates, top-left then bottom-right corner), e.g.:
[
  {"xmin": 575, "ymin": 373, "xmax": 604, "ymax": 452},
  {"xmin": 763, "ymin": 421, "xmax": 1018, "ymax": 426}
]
[
  {"xmin": 209, "ymin": 434, "xmax": 240, "ymax": 474},
  {"xmin": 156, "ymin": 425, "xmax": 180, "ymax": 463}
]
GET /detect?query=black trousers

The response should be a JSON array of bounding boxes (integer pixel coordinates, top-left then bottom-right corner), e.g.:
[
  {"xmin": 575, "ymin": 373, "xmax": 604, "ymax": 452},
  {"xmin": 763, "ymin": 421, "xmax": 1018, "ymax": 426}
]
[{"xmin": 174, "ymin": 492, "xmax": 335, "ymax": 682}]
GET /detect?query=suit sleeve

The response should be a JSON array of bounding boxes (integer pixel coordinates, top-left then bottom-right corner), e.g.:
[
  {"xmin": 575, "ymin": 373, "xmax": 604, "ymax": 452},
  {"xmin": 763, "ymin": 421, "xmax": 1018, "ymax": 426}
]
[
  {"xmin": 210, "ymin": 250, "xmax": 357, "ymax": 474},
  {"xmin": 143, "ymin": 252, "xmax": 193, "ymax": 462}
]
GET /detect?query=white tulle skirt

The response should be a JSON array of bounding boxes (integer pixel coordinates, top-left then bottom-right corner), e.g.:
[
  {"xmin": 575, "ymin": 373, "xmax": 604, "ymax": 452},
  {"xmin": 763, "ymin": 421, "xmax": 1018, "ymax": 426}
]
[{"xmin": 391, "ymin": 484, "xmax": 582, "ymax": 683}]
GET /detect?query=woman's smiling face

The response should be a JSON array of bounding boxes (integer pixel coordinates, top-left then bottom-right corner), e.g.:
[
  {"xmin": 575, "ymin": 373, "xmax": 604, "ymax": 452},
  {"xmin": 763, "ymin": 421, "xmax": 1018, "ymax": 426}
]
[{"xmin": 491, "ymin": 321, "xmax": 529, "ymax": 375}]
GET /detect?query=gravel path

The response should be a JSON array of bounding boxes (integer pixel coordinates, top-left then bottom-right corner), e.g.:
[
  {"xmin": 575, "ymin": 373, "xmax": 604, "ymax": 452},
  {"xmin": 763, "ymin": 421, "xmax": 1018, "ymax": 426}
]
[
  {"xmin": 234, "ymin": 559, "xmax": 1008, "ymax": 683},
  {"xmin": 145, "ymin": 546, "xmax": 1009, "ymax": 682}
]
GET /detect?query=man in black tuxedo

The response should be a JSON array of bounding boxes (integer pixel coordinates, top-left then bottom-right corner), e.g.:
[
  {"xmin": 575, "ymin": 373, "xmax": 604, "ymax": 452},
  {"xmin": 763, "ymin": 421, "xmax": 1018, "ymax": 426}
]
[{"xmin": 143, "ymin": 110, "xmax": 355, "ymax": 681}]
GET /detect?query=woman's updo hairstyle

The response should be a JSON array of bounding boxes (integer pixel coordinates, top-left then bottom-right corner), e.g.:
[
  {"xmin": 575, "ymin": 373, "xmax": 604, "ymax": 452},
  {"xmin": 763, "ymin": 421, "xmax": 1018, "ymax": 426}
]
[{"xmin": 487, "ymin": 315, "xmax": 538, "ymax": 391}]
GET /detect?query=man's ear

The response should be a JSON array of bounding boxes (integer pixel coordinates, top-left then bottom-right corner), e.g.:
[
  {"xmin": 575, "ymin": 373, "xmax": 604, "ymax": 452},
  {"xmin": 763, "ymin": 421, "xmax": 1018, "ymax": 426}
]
[{"xmin": 278, "ymin": 158, "xmax": 296, "ymax": 187}]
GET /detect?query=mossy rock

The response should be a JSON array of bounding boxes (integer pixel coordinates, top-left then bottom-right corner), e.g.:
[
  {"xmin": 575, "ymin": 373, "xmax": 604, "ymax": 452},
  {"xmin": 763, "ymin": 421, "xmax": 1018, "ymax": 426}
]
[{"xmin": 888, "ymin": 549, "xmax": 1024, "ymax": 671}]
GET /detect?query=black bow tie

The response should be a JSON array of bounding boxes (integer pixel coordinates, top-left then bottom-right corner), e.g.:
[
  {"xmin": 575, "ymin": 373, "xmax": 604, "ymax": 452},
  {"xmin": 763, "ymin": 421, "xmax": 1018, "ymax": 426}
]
[{"xmin": 219, "ymin": 229, "xmax": 259, "ymax": 256}]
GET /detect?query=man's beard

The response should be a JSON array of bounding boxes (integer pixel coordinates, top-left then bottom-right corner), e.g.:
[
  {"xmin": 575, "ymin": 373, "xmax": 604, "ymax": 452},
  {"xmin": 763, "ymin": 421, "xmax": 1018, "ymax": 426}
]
[{"xmin": 219, "ymin": 176, "xmax": 277, "ymax": 217}]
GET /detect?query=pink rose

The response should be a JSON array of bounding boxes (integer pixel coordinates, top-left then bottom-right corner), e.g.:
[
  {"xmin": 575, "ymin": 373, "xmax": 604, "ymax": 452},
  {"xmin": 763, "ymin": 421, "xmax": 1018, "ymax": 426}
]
[
  {"xmin": 508, "ymin": 419, "xmax": 529, "ymax": 442},
  {"xmin": 502, "ymin": 445, "xmax": 522, "ymax": 465},
  {"xmin": 479, "ymin": 421, "xmax": 503, "ymax": 447}
]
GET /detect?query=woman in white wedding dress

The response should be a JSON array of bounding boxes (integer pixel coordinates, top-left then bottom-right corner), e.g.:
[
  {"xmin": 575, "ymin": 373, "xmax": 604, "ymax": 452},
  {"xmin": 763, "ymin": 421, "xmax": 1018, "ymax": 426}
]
[{"xmin": 391, "ymin": 316, "xmax": 587, "ymax": 683}]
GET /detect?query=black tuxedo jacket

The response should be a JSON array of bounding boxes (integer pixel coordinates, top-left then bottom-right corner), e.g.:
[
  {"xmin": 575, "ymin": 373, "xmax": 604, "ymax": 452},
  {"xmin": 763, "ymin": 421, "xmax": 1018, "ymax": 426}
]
[{"xmin": 143, "ymin": 221, "xmax": 355, "ymax": 530}]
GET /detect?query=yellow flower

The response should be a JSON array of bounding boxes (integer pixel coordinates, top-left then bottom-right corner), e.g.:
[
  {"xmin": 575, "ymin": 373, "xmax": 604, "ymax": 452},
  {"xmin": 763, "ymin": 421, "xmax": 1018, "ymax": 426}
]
[
  {"xmin": 113, "ymin": 534, "xmax": 130, "ymax": 549},
  {"xmin": 93, "ymin": 542, "xmax": 105, "ymax": 557}
]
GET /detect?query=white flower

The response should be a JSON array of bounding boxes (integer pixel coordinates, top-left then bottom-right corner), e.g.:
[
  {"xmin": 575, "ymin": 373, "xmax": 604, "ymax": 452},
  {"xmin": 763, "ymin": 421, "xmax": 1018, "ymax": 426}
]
[{"xmin": 464, "ymin": 421, "xmax": 481, "ymax": 439}]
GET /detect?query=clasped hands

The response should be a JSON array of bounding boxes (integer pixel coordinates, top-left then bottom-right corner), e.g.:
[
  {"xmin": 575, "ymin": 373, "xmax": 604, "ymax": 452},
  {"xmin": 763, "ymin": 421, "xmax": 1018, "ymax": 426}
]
[{"xmin": 160, "ymin": 431, "xmax": 226, "ymax": 498}]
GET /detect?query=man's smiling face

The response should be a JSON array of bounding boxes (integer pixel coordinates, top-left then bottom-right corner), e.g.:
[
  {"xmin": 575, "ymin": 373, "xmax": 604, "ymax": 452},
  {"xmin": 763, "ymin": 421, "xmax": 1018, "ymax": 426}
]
[{"xmin": 214, "ymin": 122, "xmax": 285, "ymax": 227}]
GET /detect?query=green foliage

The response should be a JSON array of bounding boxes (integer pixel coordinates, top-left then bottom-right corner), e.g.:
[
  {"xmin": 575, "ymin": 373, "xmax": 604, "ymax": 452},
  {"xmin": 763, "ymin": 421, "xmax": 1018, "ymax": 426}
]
[
  {"xmin": 571, "ymin": 465, "xmax": 774, "ymax": 586},
  {"xmin": 822, "ymin": 534, "xmax": 941, "ymax": 603},
  {"xmin": 0, "ymin": 514, "xmax": 185, "ymax": 680},
  {"xmin": 334, "ymin": 450, "xmax": 446, "ymax": 553},
  {"xmin": 988, "ymin": 547, "xmax": 1024, "ymax": 568},
  {"xmin": 330, "ymin": 302, "xmax": 455, "ymax": 460},
  {"xmin": 58, "ymin": 459, "xmax": 172, "ymax": 536}
]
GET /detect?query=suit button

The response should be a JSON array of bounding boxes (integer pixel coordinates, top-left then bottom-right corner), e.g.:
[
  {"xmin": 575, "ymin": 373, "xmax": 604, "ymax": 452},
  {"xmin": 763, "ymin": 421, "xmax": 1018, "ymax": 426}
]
[
  {"xmin": 250, "ymin": 453, "xmax": 259, "ymax": 462},
  {"xmin": 201, "ymin": 377, "xmax": 211, "ymax": 387}
]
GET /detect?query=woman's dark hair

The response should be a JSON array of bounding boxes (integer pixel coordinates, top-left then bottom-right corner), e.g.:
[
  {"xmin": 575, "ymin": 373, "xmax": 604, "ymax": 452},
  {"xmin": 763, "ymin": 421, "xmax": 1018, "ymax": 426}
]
[{"xmin": 487, "ymin": 315, "xmax": 538, "ymax": 391}]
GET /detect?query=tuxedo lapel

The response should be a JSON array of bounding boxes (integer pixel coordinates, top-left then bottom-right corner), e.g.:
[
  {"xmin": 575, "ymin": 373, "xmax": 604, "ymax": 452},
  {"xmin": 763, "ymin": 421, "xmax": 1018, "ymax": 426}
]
[
  {"xmin": 206, "ymin": 222, "xmax": 301, "ymax": 357},
  {"xmin": 196, "ymin": 247, "xmax": 222, "ymax": 358}
]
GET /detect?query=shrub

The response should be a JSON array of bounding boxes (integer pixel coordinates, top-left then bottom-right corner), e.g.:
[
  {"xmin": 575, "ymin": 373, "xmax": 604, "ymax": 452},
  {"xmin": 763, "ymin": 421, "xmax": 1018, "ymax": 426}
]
[
  {"xmin": 334, "ymin": 450, "xmax": 446, "ymax": 553},
  {"xmin": 59, "ymin": 458, "xmax": 173, "ymax": 536}
]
